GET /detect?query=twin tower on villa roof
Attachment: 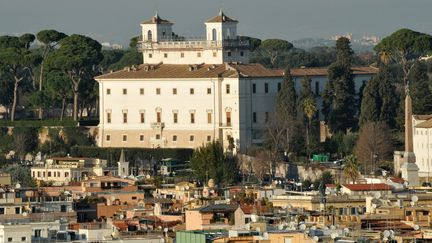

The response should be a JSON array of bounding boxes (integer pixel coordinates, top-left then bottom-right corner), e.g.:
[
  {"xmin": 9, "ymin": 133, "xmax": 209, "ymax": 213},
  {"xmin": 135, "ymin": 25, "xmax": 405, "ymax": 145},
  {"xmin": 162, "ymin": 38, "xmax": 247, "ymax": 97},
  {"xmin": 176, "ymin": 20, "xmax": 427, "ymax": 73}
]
[{"xmin": 139, "ymin": 10, "xmax": 250, "ymax": 65}]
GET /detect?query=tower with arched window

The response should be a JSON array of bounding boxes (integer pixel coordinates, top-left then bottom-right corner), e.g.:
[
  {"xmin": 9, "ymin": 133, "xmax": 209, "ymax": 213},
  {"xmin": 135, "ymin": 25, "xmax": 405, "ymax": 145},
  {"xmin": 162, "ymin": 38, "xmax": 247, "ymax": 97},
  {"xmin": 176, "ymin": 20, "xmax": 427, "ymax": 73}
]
[
  {"xmin": 140, "ymin": 12, "xmax": 173, "ymax": 43},
  {"xmin": 139, "ymin": 10, "xmax": 249, "ymax": 64},
  {"xmin": 205, "ymin": 10, "xmax": 238, "ymax": 41}
]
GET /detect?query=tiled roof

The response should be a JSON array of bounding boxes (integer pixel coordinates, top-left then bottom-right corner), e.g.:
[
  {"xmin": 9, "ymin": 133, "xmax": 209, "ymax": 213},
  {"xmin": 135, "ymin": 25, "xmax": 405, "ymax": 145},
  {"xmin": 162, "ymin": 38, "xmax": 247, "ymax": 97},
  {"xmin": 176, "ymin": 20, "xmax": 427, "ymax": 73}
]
[
  {"xmin": 96, "ymin": 64, "xmax": 377, "ymax": 80},
  {"xmin": 413, "ymin": 115, "xmax": 432, "ymax": 121},
  {"xmin": 291, "ymin": 66, "xmax": 378, "ymax": 77},
  {"xmin": 206, "ymin": 11, "xmax": 238, "ymax": 23},
  {"xmin": 199, "ymin": 204, "xmax": 239, "ymax": 213},
  {"xmin": 228, "ymin": 63, "xmax": 283, "ymax": 77},
  {"xmin": 142, "ymin": 13, "xmax": 172, "ymax": 25},
  {"xmin": 343, "ymin": 183, "xmax": 392, "ymax": 191},
  {"xmin": 96, "ymin": 63, "xmax": 283, "ymax": 80}
]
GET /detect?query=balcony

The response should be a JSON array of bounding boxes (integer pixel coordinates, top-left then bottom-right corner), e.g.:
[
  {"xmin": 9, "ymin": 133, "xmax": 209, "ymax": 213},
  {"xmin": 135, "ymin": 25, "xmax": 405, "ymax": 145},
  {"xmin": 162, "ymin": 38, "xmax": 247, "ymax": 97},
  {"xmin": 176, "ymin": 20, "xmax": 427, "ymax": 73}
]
[
  {"xmin": 219, "ymin": 123, "xmax": 232, "ymax": 128},
  {"xmin": 139, "ymin": 38, "xmax": 249, "ymax": 51},
  {"xmin": 151, "ymin": 122, "xmax": 165, "ymax": 129}
]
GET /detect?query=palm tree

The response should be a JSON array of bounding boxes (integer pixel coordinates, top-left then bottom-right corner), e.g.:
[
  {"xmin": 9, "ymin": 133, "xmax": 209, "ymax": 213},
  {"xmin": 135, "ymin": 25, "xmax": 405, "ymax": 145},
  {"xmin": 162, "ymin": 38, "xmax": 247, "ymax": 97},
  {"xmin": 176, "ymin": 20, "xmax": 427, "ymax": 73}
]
[
  {"xmin": 343, "ymin": 155, "xmax": 360, "ymax": 183},
  {"xmin": 303, "ymin": 97, "xmax": 317, "ymax": 158}
]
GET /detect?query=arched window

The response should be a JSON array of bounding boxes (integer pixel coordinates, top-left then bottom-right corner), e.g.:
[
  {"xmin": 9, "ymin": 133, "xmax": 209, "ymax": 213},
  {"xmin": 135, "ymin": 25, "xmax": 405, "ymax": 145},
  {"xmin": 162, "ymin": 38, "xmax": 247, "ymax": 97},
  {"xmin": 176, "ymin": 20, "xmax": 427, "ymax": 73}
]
[
  {"xmin": 147, "ymin": 30, "xmax": 152, "ymax": 41},
  {"xmin": 212, "ymin": 28, "xmax": 217, "ymax": 41},
  {"xmin": 226, "ymin": 28, "xmax": 231, "ymax": 39}
]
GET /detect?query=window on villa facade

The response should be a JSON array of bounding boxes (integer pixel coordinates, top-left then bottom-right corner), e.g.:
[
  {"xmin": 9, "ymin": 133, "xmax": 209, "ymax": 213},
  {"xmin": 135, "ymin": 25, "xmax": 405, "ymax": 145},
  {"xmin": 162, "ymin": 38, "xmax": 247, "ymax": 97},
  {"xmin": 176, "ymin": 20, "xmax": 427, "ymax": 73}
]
[
  {"xmin": 157, "ymin": 112, "xmax": 161, "ymax": 123},
  {"xmin": 190, "ymin": 135, "xmax": 195, "ymax": 142},
  {"xmin": 106, "ymin": 89, "xmax": 111, "ymax": 95},
  {"xmin": 173, "ymin": 135, "xmax": 177, "ymax": 142},
  {"xmin": 226, "ymin": 84, "xmax": 230, "ymax": 94},
  {"xmin": 140, "ymin": 135, "xmax": 144, "ymax": 141},
  {"xmin": 190, "ymin": 113, "xmax": 195, "ymax": 124},
  {"xmin": 140, "ymin": 88, "xmax": 144, "ymax": 95},
  {"xmin": 173, "ymin": 112, "xmax": 178, "ymax": 123},
  {"xmin": 207, "ymin": 113, "xmax": 212, "ymax": 124},
  {"xmin": 156, "ymin": 88, "xmax": 161, "ymax": 95},
  {"xmin": 106, "ymin": 134, "xmax": 111, "ymax": 141},
  {"xmin": 107, "ymin": 113, "xmax": 111, "ymax": 123},
  {"xmin": 264, "ymin": 83, "xmax": 269, "ymax": 93},
  {"xmin": 207, "ymin": 135, "xmax": 212, "ymax": 142},
  {"xmin": 207, "ymin": 88, "xmax": 211, "ymax": 94},
  {"xmin": 123, "ymin": 112, "xmax": 128, "ymax": 123},
  {"xmin": 122, "ymin": 135, "xmax": 127, "ymax": 142},
  {"xmin": 173, "ymin": 88, "xmax": 177, "ymax": 95},
  {"xmin": 252, "ymin": 83, "xmax": 256, "ymax": 94},
  {"xmin": 140, "ymin": 112, "xmax": 145, "ymax": 123},
  {"xmin": 123, "ymin": 88, "xmax": 127, "ymax": 95},
  {"xmin": 190, "ymin": 88, "xmax": 194, "ymax": 95},
  {"xmin": 253, "ymin": 112, "xmax": 257, "ymax": 123}
]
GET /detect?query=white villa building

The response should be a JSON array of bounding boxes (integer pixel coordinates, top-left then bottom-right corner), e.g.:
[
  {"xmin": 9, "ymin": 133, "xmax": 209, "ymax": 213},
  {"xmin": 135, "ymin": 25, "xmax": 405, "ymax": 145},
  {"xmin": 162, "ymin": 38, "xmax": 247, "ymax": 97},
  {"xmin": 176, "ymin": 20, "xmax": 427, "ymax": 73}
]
[
  {"xmin": 411, "ymin": 115, "xmax": 432, "ymax": 182},
  {"xmin": 95, "ymin": 11, "xmax": 377, "ymax": 152}
]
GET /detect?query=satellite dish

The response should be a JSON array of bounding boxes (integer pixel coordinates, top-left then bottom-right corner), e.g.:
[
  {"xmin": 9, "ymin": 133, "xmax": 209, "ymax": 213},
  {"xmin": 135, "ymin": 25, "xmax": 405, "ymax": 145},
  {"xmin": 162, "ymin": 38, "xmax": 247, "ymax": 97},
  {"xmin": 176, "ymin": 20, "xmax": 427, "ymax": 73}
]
[
  {"xmin": 383, "ymin": 230, "xmax": 390, "ymax": 238},
  {"xmin": 344, "ymin": 228, "xmax": 350, "ymax": 233},
  {"xmin": 374, "ymin": 192, "xmax": 381, "ymax": 200},
  {"xmin": 410, "ymin": 201, "xmax": 415, "ymax": 207},
  {"xmin": 22, "ymin": 212, "xmax": 28, "ymax": 217},
  {"xmin": 390, "ymin": 230, "xmax": 395, "ymax": 238},
  {"xmin": 164, "ymin": 228, "xmax": 168, "ymax": 233},
  {"xmin": 262, "ymin": 232, "xmax": 269, "ymax": 239},
  {"xmin": 251, "ymin": 214, "xmax": 258, "ymax": 223},
  {"xmin": 412, "ymin": 195, "xmax": 419, "ymax": 202},
  {"xmin": 330, "ymin": 225, "xmax": 336, "ymax": 230},
  {"xmin": 311, "ymin": 226, "xmax": 317, "ymax": 230},
  {"xmin": 111, "ymin": 196, "xmax": 116, "ymax": 202},
  {"xmin": 278, "ymin": 224, "xmax": 284, "ymax": 230},
  {"xmin": 313, "ymin": 236, "xmax": 319, "ymax": 242},
  {"xmin": 15, "ymin": 183, "xmax": 21, "ymax": 189},
  {"xmin": 414, "ymin": 225, "xmax": 420, "ymax": 230},
  {"xmin": 383, "ymin": 237, "xmax": 388, "ymax": 242},
  {"xmin": 119, "ymin": 214, "xmax": 124, "ymax": 219},
  {"xmin": 299, "ymin": 224, "xmax": 307, "ymax": 230},
  {"xmin": 372, "ymin": 204, "xmax": 377, "ymax": 209}
]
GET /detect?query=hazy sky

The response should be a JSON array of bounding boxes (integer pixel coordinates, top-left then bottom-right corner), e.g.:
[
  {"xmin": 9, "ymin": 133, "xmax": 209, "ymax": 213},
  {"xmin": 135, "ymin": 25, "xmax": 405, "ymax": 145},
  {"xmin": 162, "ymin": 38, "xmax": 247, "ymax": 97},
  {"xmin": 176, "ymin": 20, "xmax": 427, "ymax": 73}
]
[{"xmin": 1, "ymin": 0, "xmax": 431, "ymax": 46}]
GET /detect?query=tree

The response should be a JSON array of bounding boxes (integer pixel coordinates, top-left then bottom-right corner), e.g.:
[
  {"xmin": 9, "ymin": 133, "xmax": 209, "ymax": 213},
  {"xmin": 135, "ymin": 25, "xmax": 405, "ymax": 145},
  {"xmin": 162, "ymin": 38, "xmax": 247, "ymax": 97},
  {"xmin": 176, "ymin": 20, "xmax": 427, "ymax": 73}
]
[
  {"xmin": 239, "ymin": 36, "xmax": 262, "ymax": 51},
  {"xmin": 375, "ymin": 29, "xmax": 432, "ymax": 92},
  {"xmin": 12, "ymin": 127, "xmax": 38, "ymax": 160},
  {"xmin": 267, "ymin": 68, "xmax": 298, "ymax": 171},
  {"xmin": 190, "ymin": 141, "xmax": 239, "ymax": 186},
  {"xmin": 46, "ymin": 34, "xmax": 103, "ymax": 121},
  {"xmin": 44, "ymin": 70, "xmax": 73, "ymax": 120},
  {"xmin": 409, "ymin": 61, "xmax": 432, "ymax": 114},
  {"xmin": 343, "ymin": 155, "xmax": 360, "ymax": 183},
  {"xmin": 359, "ymin": 64, "xmax": 399, "ymax": 128},
  {"xmin": 0, "ymin": 34, "xmax": 40, "ymax": 121},
  {"xmin": 1, "ymin": 164, "xmax": 36, "ymax": 187},
  {"xmin": 354, "ymin": 122, "xmax": 394, "ymax": 175},
  {"xmin": 303, "ymin": 97, "xmax": 317, "ymax": 157},
  {"xmin": 322, "ymin": 37, "xmax": 357, "ymax": 133},
  {"xmin": 260, "ymin": 39, "xmax": 293, "ymax": 67},
  {"xmin": 36, "ymin": 30, "xmax": 67, "ymax": 119}
]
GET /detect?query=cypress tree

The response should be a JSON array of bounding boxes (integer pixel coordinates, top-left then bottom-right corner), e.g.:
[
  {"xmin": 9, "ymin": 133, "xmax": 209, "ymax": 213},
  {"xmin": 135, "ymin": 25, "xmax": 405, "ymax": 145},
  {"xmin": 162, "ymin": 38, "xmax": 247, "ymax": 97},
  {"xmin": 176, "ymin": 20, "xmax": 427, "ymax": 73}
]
[
  {"xmin": 410, "ymin": 61, "xmax": 432, "ymax": 114},
  {"xmin": 276, "ymin": 67, "xmax": 297, "ymax": 122},
  {"xmin": 322, "ymin": 37, "xmax": 357, "ymax": 133}
]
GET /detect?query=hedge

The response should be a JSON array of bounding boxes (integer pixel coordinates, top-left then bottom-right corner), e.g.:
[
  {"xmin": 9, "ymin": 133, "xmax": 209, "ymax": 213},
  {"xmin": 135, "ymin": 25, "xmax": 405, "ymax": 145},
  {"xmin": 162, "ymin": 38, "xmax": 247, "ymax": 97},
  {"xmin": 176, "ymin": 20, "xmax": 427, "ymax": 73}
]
[
  {"xmin": 69, "ymin": 146, "xmax": 194, "ymax": 162},
  {"xmin": 0, "ymin": 119, "xmax": 77, "ymax": 127}
]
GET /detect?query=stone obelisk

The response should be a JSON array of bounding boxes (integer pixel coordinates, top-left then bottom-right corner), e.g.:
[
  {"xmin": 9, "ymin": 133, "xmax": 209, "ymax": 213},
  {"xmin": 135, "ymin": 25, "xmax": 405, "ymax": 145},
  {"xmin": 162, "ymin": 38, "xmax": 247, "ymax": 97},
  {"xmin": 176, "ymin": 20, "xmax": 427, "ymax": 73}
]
[{"xmin": 401, "ymin": 93, "xmax": 419, "ymax": 186}]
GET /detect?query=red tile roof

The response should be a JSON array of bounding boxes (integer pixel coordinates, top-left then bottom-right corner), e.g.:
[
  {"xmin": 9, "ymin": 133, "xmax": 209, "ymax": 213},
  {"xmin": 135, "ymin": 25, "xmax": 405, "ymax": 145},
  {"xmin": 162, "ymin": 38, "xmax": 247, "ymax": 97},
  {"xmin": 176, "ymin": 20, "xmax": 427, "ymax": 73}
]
[
  {"xmin": 290, "ymin": 66, "xmax": 378, "ymax": 77},
  {"xmin": 206, "ymin": 11, "xmax": 238, "ymax": 23},
  {"xmin": 343, "ymin": 183, "xmax": 392, "ymax": 191},
  {"xmin": 141, "ymin": 14, "xmax": 172, "ymax": 25}
]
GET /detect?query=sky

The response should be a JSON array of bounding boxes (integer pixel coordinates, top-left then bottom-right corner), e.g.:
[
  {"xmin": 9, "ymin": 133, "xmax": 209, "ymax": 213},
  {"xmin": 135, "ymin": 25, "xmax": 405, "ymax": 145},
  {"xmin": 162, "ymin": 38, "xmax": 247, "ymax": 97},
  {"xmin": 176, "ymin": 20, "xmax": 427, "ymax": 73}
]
[{"xmin": 1, "ymin": 0, "xmax": 432, "ymax": 46}]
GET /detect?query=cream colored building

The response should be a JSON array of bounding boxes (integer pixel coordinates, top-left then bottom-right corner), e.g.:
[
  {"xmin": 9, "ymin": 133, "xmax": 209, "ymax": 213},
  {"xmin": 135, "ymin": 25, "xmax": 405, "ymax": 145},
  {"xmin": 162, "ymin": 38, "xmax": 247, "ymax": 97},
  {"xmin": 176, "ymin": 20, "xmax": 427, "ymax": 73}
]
[
  {"xmin": 31, "ymin": 157, "xmax": 108, "ymax": 185},
  {"xmin": 412, "ymin": 115, "xmax": 432, "ymax": 182},
  {"xmin": 96, "ymin": 11, "xmax": 377, "ymax": 152}
]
